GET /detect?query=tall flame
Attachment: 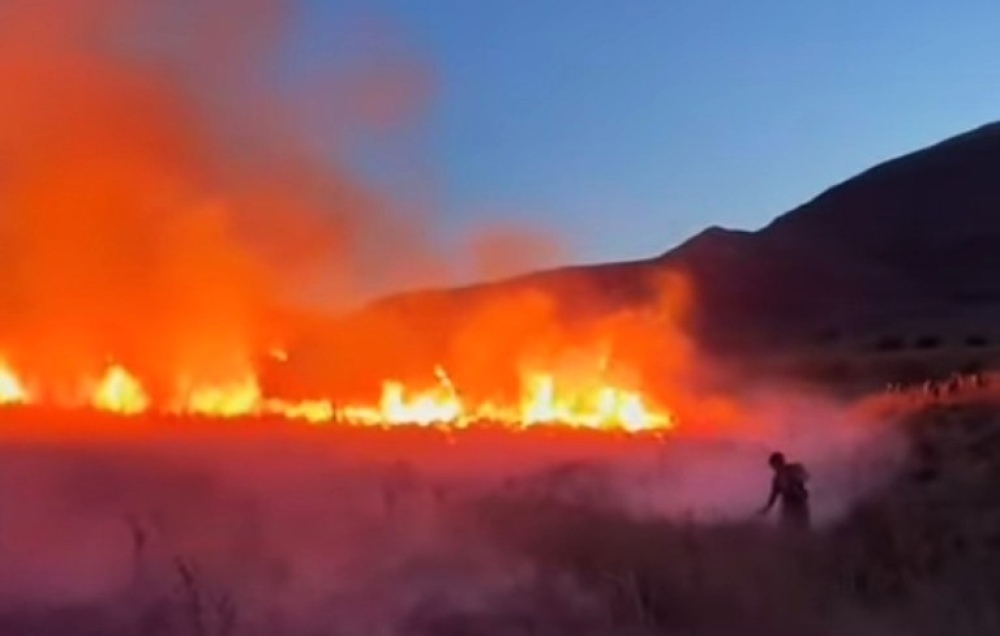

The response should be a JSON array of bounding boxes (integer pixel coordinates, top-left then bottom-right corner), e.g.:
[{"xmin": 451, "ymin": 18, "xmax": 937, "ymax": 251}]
[
  {"xmin": 92, "ymin": 365, "xmax": 149, "ymax": 415},
  {"xmin": 337, "ymin": 365, "xmax": 671, "ymax": 430},
  {"xmin": 174, "ymin": 376, "xmax": 263, "ymax": 418},
  {"xmin": 0, "ymin": 360, "xmax": 29, "ymax": 405}
]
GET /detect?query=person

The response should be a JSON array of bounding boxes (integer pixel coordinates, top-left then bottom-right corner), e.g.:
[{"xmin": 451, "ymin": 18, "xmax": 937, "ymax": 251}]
[{"xmin": 758, "ymin": 451, "xmax": 810, "ymax": 530}]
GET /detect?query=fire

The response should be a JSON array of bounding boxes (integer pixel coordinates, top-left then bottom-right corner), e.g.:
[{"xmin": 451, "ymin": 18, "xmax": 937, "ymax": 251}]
[
  {"xmin": 0, "ymin": 360, "xmax": 29, "ymax": 405},
  {"xmin": 518, "ymin": 373, "xmax": 669, "ymax": 431},
  {"xmin": 0, "ymin": 358, "xmax": 674, "ymax": 432},
  {"xmin": 0, "ymin": 1, "xmax": 692, "ymax": 436},
  {"xmin": 262, "ymin": 398, "xmax": 334, "ymax": 424},
  {"xmin": 341, "ymin": 366, "xmax": 465, "ymax": 426},
  {"xmin": 92, "ymin": 365, "xmax": 149, "ymax": 415},
  {"xmin": 337, "ymin": 365, "xmax": 672, "ymax": 430},
  {"xmin": 520, "ymin": 374, "xmax": 662, "ymax": 432},
  {"xmin": 174, "ymin": 375, "xmax": 263, "ymax": 418}
]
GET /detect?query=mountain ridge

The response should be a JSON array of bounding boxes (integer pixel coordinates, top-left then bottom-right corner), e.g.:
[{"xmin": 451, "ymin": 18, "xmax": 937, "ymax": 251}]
[{"xmin": 362, "ymin": 121, "xmax": 1000, "ymax": 353}]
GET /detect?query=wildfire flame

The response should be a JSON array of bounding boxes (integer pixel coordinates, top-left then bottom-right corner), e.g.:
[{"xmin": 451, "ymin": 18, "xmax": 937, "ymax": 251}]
[
  {"xmin": 0, "ymin": 1, "xmax": 695, "ymax": 437},
  {"xmin": 92, "ymin": 364, "xmax": 149, "ymax": 415},
  {"xmin": 0, "ymin": 358, "xmax": 673, "ymax": 432},
  {"xmin": 0, "ymin": 360, "xmax": 29, "ymax": 405}
]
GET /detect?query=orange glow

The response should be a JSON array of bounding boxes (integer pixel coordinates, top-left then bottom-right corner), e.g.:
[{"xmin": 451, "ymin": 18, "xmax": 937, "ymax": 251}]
[
  {"xmin": 0, "ymin": 358, "xmax": 674, "ymax": 432},
  {"xmin": 326, "ymin": 365, "xmax": 672, "ymax": 430},
  {"xmin": 0, "ymin": 360, "xmax": 29, "ymax": 405},
  {"xmin": 263, "ymin": 398, "xmax": 334, "ymax": 424},
  {"xmin": 0, "ymin": 272, "xmax": 693, "ymax": 432},
  {"xmin": 340, "ymin": 365, "xmax": 465, "ymax": 427},
  {"xmin": 173, "ymin": 375, "xmax": 263, "ymax": 418},
  {"xmin": 519, "ymin": 374, "xmax": 666, "ymax": 432},
  {"xmin": 0, "ymin": 2, "xmax": 703, "ymax": 437},
  {"xmin": 92, "ymin": 364, "xmax": 149, "ymax": 415}
]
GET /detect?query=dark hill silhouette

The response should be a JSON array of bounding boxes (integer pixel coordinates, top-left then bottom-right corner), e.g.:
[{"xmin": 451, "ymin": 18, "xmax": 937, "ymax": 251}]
[
  {"xmin": 684, "ymin": 121, "xmax": 1000, "ymax": 348},
  {"xmin": 345, "ymin": 122, "xmax": 1000, "ymax": 356},
  {"xmin": 764, "ymin": 121, "xmax": 1000, "ymax": 300}
]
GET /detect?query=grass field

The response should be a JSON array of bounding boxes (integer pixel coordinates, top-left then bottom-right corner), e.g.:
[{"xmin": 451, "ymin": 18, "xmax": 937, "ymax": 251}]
[{"xmin": 0, "ymin": 392, "xmax": 993, "ymax": 635}]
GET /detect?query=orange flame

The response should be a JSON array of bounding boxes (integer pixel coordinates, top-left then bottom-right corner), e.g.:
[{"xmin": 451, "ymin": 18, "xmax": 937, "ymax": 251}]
[
  {"xmin": 173, "ymin": 375, "xmax": 263, "ymax": 418},
  {"xmin": 0, "ymin": 360, "xmax": 29, "ymax": 405},
  {"xmin": 0, "ymin": 358, "xmax": 674, "ymax": 432},
  {"xmin": 92, "ymin": 364, "xmax": 149, "ymax": 415},
  {"xmin": 337, "ymin": 365, "xmax": 671, "ymax": 430}
]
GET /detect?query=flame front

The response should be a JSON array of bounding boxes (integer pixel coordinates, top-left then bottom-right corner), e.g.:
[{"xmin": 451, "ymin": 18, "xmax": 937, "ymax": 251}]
[
  {"xmin": 92, "ymin": 365, "xmax": 149, "ymax": 415},
  {"xmin": 0, "ymin": 360, "xmax": 29, "ymax": 405},
  {"xmin": 173, "ymin": 376, "xmax": 263, "ymax": 418},
  {"xmin": 335, "ymin": 364, "xmax": 670, "ymax": 430},
  {"xmin": 0, "ymin": 358, "xmax": 674, "ymax": 432}
]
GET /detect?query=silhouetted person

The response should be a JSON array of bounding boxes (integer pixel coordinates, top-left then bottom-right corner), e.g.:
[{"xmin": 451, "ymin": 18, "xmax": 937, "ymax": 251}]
[{"xmin": 759, "ymin": 452, "xmax": 810, "ymax": 530}]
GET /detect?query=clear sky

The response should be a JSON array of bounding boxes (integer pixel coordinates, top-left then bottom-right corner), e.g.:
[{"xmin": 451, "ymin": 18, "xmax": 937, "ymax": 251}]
[{"xmin": 293, "ymin": 0, "xmax": 1000, "ymax": 266}]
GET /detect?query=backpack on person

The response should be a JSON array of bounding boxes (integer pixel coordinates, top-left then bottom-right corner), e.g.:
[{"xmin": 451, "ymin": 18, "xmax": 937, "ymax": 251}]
[{"xmin": 783, "ymin": 462, "xmax": 809, "ymax": 503}]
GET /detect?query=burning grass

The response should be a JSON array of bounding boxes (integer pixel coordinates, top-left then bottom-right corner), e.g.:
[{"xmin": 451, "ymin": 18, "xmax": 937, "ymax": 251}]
[
  {"xmin": 0, "ymin": 0, "xmax": 701, "ymax": 437},
  {"xmin": 0, "ymin": 2, "xmax": 974, "ymax": 632},
  {"xmin": 0, "ymin": 0, "xmax": 699, "ymax": 432},
  {"xmin": 0, "ymin": 357, "xmax": 674, "ymax": 432}
]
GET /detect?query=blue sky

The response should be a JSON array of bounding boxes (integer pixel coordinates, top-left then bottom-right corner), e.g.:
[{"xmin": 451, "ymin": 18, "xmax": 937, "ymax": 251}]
[{"xmin": 293, "ymin": 0, "xmax": 1000, "ymax": 265}]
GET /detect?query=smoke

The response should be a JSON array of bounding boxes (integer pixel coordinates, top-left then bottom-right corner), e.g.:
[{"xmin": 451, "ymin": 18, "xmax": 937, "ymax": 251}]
[
  {"xmin": 0, "ymin": 0, "xmax": 711, "ymax": 426},
  {"xmin": 464, "ymin": 223, "xmax": 566, "ymax": 283},
  {"xmin": 278, "ymin": 266, "xmax": 703, "ymax": 414},
  {"xmin": 0, "ymin": 3, "xmax": 914, "ymax": 633},
  {"xmin": 0, "ymin": 0, "xmax": 563, "ymax": 393},
  {"xmin": 0, "ymin": 393, "xmax": 905, "ymax": 634}
]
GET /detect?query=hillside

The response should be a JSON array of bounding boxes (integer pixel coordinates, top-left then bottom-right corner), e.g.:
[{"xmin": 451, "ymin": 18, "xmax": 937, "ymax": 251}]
[{"xmin": 360, "ymin": 122, "xmax": 1000, "ymax": 356}]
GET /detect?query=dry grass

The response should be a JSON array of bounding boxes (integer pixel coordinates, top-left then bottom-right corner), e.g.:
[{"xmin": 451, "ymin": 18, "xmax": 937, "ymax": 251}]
[
  {"xmin": 466, "ymin": 501, "xmax": 833, "ymax": 635},
  {"xmin": 422, "ymin": 401, "xmax": 1000, "ymax": 636},
  {"xmin": 1, "ymin": 403, "xmax": 999, "ymax": 635}
]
